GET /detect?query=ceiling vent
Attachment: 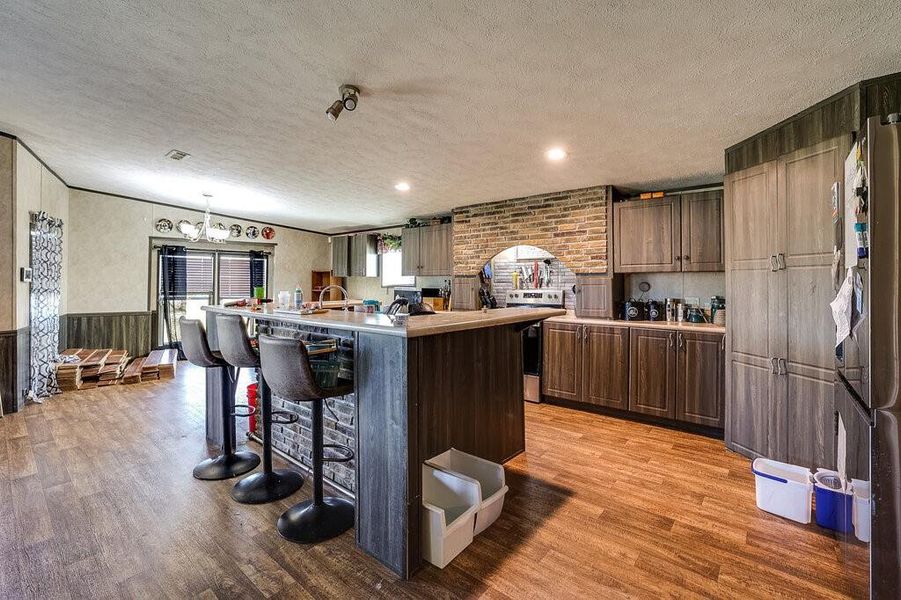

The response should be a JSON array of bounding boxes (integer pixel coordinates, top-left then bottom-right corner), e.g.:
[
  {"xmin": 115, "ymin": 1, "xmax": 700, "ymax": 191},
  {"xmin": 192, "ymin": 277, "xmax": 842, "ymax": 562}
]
[{"xmin": 165, "ymin": 149, "xmax": 191, "ymax": 160}]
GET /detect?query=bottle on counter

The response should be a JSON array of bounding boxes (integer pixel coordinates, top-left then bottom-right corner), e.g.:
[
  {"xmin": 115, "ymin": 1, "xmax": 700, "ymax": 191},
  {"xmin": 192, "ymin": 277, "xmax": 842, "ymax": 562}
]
[{"xmin": 294, "ymin": 286, "xmax": 304, "ymax": 309}]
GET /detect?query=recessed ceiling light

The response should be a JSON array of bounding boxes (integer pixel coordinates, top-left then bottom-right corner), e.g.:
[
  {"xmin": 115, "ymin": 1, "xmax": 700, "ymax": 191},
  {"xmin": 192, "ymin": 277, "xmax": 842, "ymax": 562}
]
[
  {"xmin": 545, "ymin": 147, "xmax": 567, "ymax": 161},
  {"xmin": 394, "ymin": 181, "xmax": 411, "ymax": 192}
]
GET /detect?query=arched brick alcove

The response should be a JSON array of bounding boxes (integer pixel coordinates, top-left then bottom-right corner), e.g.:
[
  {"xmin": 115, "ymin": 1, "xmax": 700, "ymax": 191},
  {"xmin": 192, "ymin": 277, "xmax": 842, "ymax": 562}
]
[{"xmin": 451, "ymin": 184, "xmax": 612, "ymax": 276}]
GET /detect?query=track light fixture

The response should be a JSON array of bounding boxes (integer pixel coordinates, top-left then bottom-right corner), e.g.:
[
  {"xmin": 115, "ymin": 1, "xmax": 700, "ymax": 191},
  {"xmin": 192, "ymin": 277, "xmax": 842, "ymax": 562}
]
[{"xmin": 326, "ymin": 85, "xmax": 360, "ymax": 122}]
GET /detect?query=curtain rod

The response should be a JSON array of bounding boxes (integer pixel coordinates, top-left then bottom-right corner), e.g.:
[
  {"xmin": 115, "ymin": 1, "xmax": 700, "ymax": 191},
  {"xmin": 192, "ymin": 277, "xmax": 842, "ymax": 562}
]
[{"xmin": 152, "ymin": 244, "xmax": 272, "ymax": 256}]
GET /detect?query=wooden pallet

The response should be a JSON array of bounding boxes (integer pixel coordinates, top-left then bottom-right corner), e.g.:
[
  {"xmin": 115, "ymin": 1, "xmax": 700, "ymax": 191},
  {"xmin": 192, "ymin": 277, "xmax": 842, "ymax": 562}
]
[
  {"xmin": 141, "ymin": 349, "xmax": 165, "ymax": 380},
  {"xmin": 121, "ymin": 357, "xmax": 146, "ymax": 385},
  {"xmin": 158, "ymin": 349, "xmax": 178, "ymax": 379}
]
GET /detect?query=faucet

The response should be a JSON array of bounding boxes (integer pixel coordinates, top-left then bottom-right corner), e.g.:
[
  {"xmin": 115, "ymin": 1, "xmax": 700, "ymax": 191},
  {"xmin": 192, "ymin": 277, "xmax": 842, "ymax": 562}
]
[{"xmin": 319, "ymin": 284, "xmax": 350, "ymax": 311}]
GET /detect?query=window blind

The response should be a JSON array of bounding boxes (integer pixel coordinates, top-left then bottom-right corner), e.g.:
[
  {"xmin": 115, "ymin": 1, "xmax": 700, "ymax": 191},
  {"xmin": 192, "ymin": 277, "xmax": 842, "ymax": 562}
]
[
  {"xmin": 218, "ymin": 254, "xmax": 266, "ymax": 299},
  {"xmin": 185, "ymin": 253, "xmax": 214, "ymax": 294}
]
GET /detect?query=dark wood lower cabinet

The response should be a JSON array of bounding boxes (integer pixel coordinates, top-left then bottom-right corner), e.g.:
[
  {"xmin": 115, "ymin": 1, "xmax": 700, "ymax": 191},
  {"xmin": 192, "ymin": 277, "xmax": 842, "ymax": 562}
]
[
  {"xmin": 543, "ymin": 321, "xmax": 725, "ymax": 430},
  {"xmin": 582, "ymin": 325, "xmax": 630, "ymax": 410},
  {"xmin": 675, "ymin": 331, "xmax": 725, "ymax": 428},
  {"xmin": 541, "ymin": 322, "xmax": 582, "ymax": 401},
  {"xmin": 629, "ymin": 328, "xmax": 676, "ymax": 418}
]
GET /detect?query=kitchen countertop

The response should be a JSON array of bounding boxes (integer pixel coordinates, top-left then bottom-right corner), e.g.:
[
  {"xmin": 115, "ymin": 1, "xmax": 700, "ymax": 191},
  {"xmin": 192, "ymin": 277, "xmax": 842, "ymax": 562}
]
[
  {"xmin": 547, "ymin": 313, "xmax": 726, "ymax": 334},
  {"xmin": 203, "ymin": 305, "xmax": 566, "ymax": 338}
]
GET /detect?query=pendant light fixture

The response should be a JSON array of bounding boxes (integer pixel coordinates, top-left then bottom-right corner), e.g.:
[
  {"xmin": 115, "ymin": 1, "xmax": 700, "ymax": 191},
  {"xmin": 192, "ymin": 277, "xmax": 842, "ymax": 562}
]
[{"xmin": 178, "ymin": 193, "xmax": 230, "ymax": 243}]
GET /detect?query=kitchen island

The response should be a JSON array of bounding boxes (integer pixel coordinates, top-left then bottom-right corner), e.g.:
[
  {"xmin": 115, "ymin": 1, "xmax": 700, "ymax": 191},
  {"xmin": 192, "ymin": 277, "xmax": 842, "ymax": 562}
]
[{"xmin": 201, "ymin": 304, "xmax": 564, "ymax": 578}]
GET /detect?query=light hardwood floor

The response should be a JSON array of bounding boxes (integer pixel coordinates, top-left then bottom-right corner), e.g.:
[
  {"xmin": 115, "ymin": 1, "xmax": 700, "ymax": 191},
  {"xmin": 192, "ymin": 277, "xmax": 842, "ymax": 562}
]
[{"xmin": 0, "ymin": 364, "xmax": 867, "ymax": 599}]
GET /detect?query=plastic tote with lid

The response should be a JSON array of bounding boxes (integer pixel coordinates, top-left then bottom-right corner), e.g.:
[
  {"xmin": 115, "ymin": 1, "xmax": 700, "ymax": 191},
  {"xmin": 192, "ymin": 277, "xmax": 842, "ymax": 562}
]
[
  {"xmin": 751, "ymin": 458, "xmax": 813, "ymax": 524},
  {"xmin": 851, "ymin": 478, "xmax": 871, "ymax": 543},
  {"xmin": 426, "ymin": 448, "xmax": 509, "ymax": 535},
  {"xmin": 421, "ymin": 463, "xmax": 481, "ymax": 568}
]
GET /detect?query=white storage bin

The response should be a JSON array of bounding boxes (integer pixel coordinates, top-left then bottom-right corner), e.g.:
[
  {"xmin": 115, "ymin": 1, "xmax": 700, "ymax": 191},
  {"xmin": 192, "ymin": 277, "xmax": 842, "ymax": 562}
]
[
  {"xmin": 851, "ymin": 479, "xmax": 871, "ymax": 543},
  {"xmin": 752, "ymin": 458, "xmax": 813, "ymax": 524},
  {"xmin": 426, "ymin": 448, "xmax": 509, "ymax": 535},
  {"xmin": 421, "ymin": 463, "xmax": 481, "ymax": 568}
]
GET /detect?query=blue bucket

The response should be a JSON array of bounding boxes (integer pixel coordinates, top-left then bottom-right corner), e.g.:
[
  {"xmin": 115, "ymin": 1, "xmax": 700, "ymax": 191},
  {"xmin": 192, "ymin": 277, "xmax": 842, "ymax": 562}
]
[{"xmin": 813, "ymin": 471, "xmax": 853, "ymax": 533}]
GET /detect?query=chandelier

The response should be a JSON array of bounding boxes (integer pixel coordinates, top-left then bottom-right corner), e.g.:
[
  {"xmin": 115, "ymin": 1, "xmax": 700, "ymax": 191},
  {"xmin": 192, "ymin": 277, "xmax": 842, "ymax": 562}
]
[{"xmin": 178, "ymin": 194, "xmax": 230, "ymax": 243}]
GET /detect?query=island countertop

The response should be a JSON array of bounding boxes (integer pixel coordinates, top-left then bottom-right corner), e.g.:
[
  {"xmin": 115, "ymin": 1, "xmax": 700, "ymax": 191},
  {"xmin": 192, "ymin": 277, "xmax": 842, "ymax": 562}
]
[{"xmin": 202, "ymin": 305, "xmax": 566, "ymax": 338}]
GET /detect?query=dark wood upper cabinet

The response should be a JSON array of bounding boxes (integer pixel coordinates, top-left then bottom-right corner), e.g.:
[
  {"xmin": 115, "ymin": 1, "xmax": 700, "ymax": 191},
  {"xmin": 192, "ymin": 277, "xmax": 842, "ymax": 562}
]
[
  {"xmin": 402, "ymin": 223, "xmax": 452, "ymax": 277},
  {"xmin": 680, "ymin": 191, "xmax": 724, "ymax": 271},
  {"xmin": 614, "ymin": 193, "xmax": 724, "ymax": 273},
  {"xmin": 419, "ymin": 223, "xmax": 453, "ymax": 276},
  {"xmin": 401, "ymin": 227, "xmax": 421, "ymax": 277},
  {"xmin": 628, "ymin": 327, "xmax": 677, "ymax": 418},
  {"xmin": 675, "ymin": 331, "xmax": 725, "ymax": 428},
  {"xmin": 614, "ymin": 198, "xmax": 681, "ymax": 273},
  {"xmin": 350, "ymin": 234, "xmax": 379, "ymax": 277},
  {"xmin": 331, "ymin": 235, "xmax": 350, "ymax": 277},
  {"xmin": 582, "ymin": 325, "xmax": 630, "ymax": 410},
  {"xmin": 574, "ymin": 274, "xmax": 623, "ymax": 319},
  {"xmin": 541, "ymin": 322, "xmax": 582, "ymax": 401}
]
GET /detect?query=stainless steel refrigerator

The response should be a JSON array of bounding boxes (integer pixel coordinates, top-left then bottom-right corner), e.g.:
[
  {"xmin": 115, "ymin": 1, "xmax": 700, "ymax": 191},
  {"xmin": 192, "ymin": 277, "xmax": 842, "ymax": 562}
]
[{"xmin": 834, "ymin": 114, "xmax": 901, "ymax": 599}]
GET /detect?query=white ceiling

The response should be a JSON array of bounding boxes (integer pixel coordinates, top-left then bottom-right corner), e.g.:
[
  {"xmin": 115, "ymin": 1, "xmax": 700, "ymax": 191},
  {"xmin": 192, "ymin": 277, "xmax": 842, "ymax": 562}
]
[{"xmin": 2, "ymin": 2, "xmax": 899, "ymax": 233}]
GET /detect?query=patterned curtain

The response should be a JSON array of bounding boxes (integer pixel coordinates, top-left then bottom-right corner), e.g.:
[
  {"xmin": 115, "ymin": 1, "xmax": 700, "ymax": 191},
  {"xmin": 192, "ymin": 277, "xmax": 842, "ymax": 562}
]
[{"xmin": 29, "ymin": 212, "xmax": 64, "ymax": 398}]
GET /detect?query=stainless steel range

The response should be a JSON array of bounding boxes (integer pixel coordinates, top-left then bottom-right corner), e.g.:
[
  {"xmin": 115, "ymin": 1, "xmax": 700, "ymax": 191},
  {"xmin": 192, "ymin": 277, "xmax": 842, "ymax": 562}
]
[
  {"xmin": 506, "ymin": 289, "xmax": 564, "ymax": 403},
  {"xmin": 505, "ymin": 289, "xmax": 564, "ymax": 309}
]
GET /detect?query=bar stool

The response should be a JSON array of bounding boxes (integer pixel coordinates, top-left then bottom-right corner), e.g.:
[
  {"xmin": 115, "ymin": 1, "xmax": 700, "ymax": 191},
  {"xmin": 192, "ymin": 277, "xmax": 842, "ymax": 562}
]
[
  {"xmin": 179, "ymin": 317, "xmax": 260, "ymax": 480},
  {"xmin": 258, "ymin": 334, "xmax": 355, "ymax": 543},
  {"xmin": 216, "ymin": 314, "xmax": 304, "ymax": 504}
]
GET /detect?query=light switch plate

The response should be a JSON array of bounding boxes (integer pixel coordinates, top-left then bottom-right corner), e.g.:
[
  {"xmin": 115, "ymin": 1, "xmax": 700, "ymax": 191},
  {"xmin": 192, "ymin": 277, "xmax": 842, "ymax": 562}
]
[{"xmin": 20, "ymin": 267, "xmax": 32, "ymax": 283}]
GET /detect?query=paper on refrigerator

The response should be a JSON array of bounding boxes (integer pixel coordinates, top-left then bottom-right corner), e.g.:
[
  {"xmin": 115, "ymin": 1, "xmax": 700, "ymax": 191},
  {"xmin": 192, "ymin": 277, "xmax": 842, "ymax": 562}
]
[{"xmin": 831, "ymin": 268, "xmax": 854, "ymax": 348}]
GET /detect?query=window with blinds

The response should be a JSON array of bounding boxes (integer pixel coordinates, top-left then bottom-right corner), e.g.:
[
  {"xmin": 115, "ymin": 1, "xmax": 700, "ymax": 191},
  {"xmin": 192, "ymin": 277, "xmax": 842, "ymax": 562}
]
[
  {"xmin": 184, "ymin": 253, "xmax": 214, "ymax": 294},
  {"xmin": 218, "ymin": 254, "xmax": 268, "ymax": 300}
]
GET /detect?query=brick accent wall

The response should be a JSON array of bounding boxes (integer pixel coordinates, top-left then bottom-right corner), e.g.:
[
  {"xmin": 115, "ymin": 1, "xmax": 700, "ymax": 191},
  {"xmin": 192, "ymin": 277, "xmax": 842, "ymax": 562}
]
[{"xmin": 452, "ymin": 185, "xmax": 612, "ymax": 275}]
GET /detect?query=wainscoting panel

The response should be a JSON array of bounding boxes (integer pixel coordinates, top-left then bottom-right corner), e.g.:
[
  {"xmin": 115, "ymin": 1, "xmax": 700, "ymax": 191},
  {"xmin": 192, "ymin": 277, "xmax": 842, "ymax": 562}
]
[
  {"xmin": 0, "ymin": 328, "xmax": 30, "ymax": 414},
  {"xmin": 65, "ymin": 312, "xmax": 153, "ymax": 357}
]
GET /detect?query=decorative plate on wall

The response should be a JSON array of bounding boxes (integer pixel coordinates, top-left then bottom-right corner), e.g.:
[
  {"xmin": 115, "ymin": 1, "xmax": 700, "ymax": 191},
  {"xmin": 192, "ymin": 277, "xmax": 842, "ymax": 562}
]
[
  {"xmin": 176, "ymin": 219, "xmax": 192, "ymax": 234},
  {"xmin": 229, "ymin": 224, "xmax": 243, "ymax": 238},
  {"xmin": 245, "ymin": 226, "xmax": 259, "ymax": 239},
  {"xmin": 155, "ymin": 218, "xmax": 173, "ymax": 233},
  {"xmin": 261, "ymin": 226, "xmax": 275, "ymax": 240}
]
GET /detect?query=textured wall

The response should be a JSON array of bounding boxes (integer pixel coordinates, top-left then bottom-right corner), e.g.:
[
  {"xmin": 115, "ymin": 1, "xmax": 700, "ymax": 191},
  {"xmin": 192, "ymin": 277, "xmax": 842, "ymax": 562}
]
[
  {"xmin": 453, "ymin": 185, "xmax": 611, "ymax": 275},
  {"xmin": 13, "ymin": 143, "xmax": 70, "ymax": 328},
  {"xmin": 67, "ymin": 189, "xmax": 330, "ymax": 314},
  {"xmin": 0, "ymin": 138, "xmax": 13, "ymax": 332}
]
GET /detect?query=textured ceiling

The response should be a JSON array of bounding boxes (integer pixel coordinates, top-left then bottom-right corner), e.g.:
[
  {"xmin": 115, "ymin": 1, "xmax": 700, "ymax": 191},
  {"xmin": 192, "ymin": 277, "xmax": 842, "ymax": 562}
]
[{"xmin": 1, "ymin": 1, "xmax": 899, "ymax": 233}]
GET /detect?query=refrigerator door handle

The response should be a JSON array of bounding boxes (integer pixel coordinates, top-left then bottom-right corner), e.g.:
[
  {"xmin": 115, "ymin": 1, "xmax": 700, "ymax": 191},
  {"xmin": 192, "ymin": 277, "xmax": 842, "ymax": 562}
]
[
  {"xmin": 776, "ymin": 253, "xmax": 786, "ymax": 270},
  {"xmin": 771, "ymin": 357, "xmax": 778, "ymax": 374},
  {"xmin": 778, "ymin": 357, "xmax": 787, "ymax": 375},
  {"xmin": 770, "ymin": 255, "xmax": 778, "ymax": 271},
  {"xmin": 836, "ymin": 370, "xmax": 874, "ymax": 427}
]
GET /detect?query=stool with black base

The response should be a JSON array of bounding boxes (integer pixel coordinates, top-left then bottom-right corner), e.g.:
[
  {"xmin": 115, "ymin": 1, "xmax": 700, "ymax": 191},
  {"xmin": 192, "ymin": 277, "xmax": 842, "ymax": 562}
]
[
  {"xmin": 179, "ymin": 317, "xmax": 260, "ymax": 480},
  {"xmin": 258, "ymin": 334, "xmax": 355, "ymax": 543},
  {"xmin": 216, "ymin": 313, "xmax": 305, "ymax": 504}
]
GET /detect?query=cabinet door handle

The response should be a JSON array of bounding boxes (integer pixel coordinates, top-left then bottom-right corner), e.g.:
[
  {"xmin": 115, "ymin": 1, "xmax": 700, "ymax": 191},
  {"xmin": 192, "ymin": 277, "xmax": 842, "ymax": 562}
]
[
  {"xmin": 770, "ymin": 255, "xmax": 778, "ymax": 271},
  {"xmin": 721, "ymin": 336, "xmax": 725, "ymax": 351},
  {"xmin": 678, "ymin": 332, "xmax": 685, "ymax": 350},
  {"xmin": 683, "ymin": 255, "xmax": 690, "ymax": 261},
  {"xmin": 771, "ymin": 357, "xmax": 778, "ymax": 374},
  {"xmin": 777, "ymin": 253, "xmax": 786, "ymax": 270},
  {"xmin": 668, "ymin": 332, "xmax": 675, "ymax": 347},
  {"xmin": 778, "ymin": 357, "xmax": 787, "ymax": 375}
]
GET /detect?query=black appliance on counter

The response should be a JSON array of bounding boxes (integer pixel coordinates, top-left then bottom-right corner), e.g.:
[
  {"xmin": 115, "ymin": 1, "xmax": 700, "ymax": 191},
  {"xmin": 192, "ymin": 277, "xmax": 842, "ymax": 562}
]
[
  {"xmin": 833, "ymin": 116, "xmax": 901, "ymax": 598},
  {"xmin": 623, "ymin": 299, "xmax": 647, "ymax": 321},
  {"xmin": 505, "ymin": 289, "xmax": 564, "ymax": 403},
  {"xmin": 385, "ymin": 297, "xmax": 435, "ymax": 316}
]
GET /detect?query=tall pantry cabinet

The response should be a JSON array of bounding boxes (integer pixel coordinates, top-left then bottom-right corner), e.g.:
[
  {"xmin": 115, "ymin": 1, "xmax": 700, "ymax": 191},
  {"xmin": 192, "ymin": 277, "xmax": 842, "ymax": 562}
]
[{"xmin": 725, "ymin": 135, "xmax": 850, "ymax": 469}]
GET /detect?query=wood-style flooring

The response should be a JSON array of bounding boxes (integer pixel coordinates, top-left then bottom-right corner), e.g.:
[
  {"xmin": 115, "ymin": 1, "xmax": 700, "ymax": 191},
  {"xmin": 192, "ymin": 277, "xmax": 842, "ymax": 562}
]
[{"xmin": 0, "ymin": 364, "xmax": 867, "ymax": 599}]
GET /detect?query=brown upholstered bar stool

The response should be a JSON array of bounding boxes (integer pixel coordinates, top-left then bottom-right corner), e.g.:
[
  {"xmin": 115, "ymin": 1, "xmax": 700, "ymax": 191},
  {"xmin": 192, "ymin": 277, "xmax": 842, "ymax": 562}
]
[
  {"xmin": 179, "ymin": 317, "xmax": 260, "ymax": 480},
  {"xmin": 216, "ymin": 313, "xmax": 304, "ymax": 504},
  {"xmin": 258, "ymin": 334, "xmax": 355, "ymax": 543}
]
